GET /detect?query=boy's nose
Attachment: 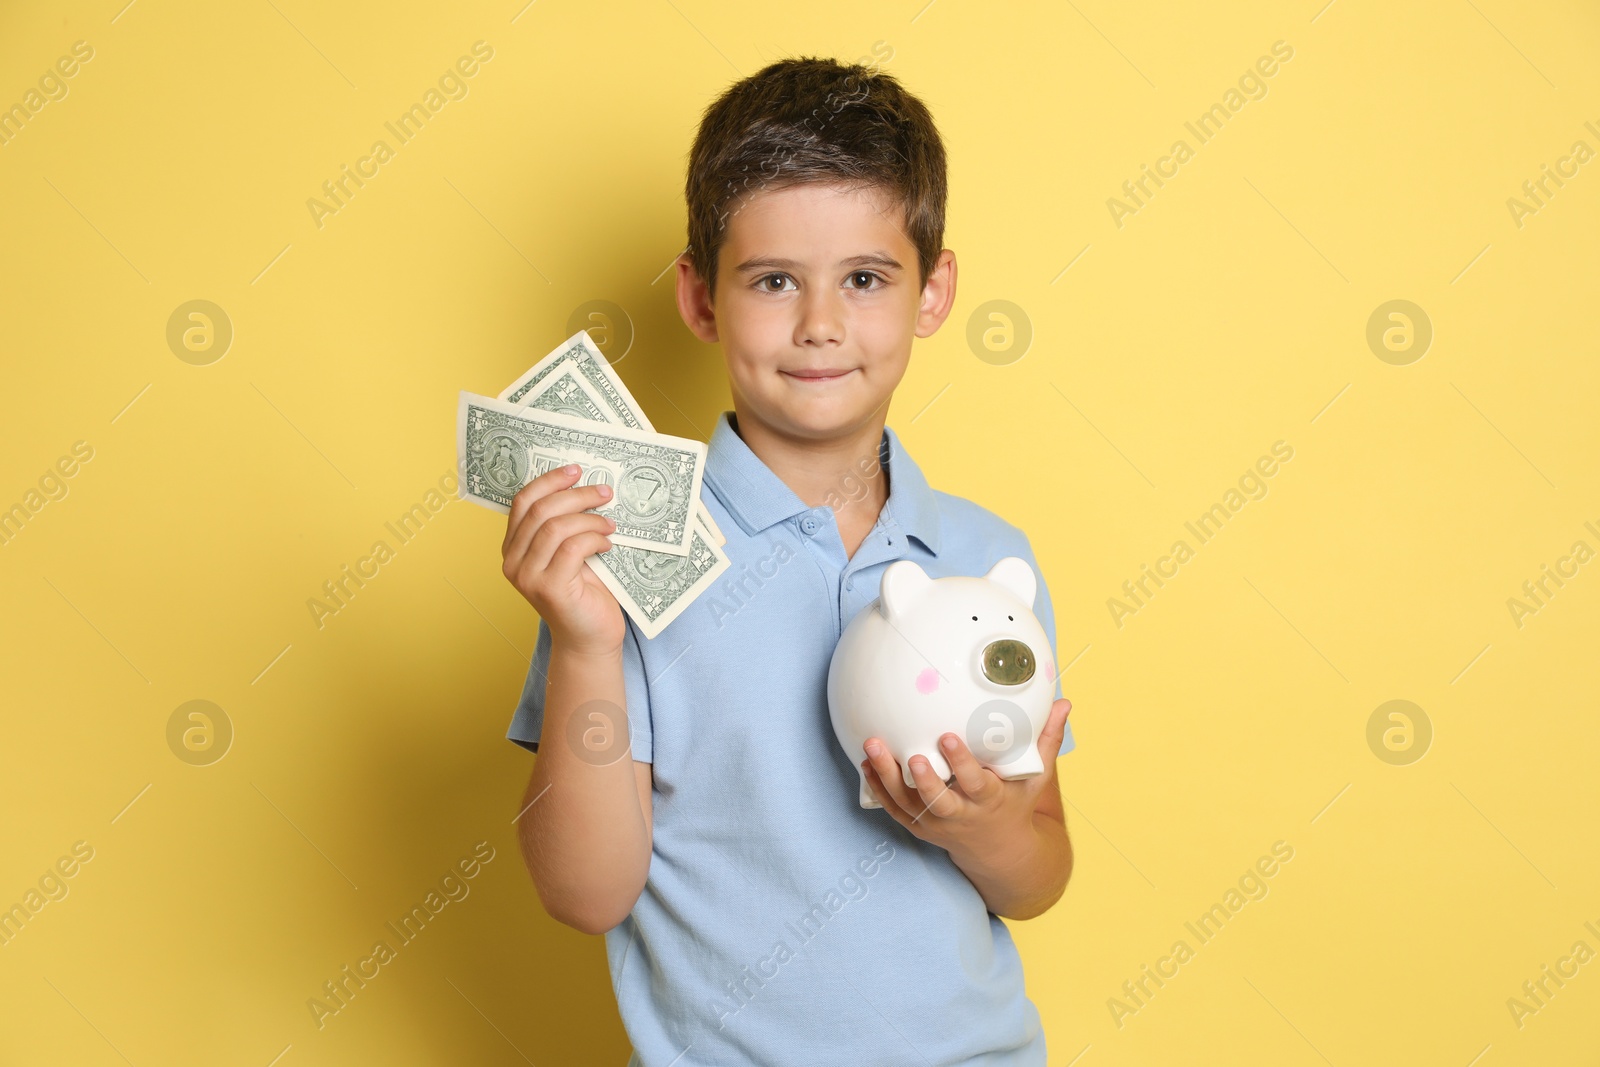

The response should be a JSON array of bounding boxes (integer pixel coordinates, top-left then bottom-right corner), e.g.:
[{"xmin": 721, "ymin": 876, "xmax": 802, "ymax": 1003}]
[
  {"xmin": 796, "ymin": 291, "xmax": 846, "ymax": 347},
  {"xmin": 980, "ymin": 639, "xmax": 1035, "ymax": 685}
]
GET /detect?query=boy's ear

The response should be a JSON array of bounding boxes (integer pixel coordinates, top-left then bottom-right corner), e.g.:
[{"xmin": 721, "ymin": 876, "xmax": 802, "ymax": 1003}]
[
  {"xmin": 878, "ymin": 559, "xmax": 933, "ymax": 624},
  {"xmin": 914, "ymin": 248, "xmax": 958, "ymax": 339},
  {"xmin": 984, "ymin": 556, "xmax": 1037, "ymax": 608},
  {"xmin": 675, "ymin": 254, "xmax": 719, "ymax": 343}
]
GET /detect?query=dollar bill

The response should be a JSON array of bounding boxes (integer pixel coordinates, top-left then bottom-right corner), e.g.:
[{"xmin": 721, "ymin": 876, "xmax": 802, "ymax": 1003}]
[
  {"xmin": 587, "ymin": 518, "xmax": 729, "ymax": 639},
  {"xmin": 457, "ymin": 392, "xmax": 706, "ymax": 557},
  {"xmin": 500, "ymin": 332, "xmax": 731, "ymax": 634},
  {"xmin": 504, "ymin": 330, "xmax": 724, "ymax": 545},
  {"xmin": 498, "ymin": 330, "xmax": 651, "ymax": 430},
  {"xmin": 519, "ymin": 364, "xmax": 615, "ymax": 424}
]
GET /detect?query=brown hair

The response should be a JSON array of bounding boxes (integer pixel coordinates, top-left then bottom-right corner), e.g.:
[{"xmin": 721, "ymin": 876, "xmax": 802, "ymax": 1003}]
[{"xmin": 683, "ymin": 56, "xmax": 948, "ymax": 301}]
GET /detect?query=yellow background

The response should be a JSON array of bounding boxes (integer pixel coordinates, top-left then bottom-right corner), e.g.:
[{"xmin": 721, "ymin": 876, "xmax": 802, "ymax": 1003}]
[{"xmin": 2, "ymin": 0, "xmax": 1597, "ymax": 1063}]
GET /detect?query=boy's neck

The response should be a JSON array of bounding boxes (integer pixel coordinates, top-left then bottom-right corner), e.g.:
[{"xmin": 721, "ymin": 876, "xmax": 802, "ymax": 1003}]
[{"xmin": 728, "ymin": 402, "xmax": 891, "ymax": 521}]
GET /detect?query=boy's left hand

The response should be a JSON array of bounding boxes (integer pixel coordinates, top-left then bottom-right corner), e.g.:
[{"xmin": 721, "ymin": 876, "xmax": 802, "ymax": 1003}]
[{"xmin": 861, "ymin": 698, "xmax": 1071, "ymax": 857}]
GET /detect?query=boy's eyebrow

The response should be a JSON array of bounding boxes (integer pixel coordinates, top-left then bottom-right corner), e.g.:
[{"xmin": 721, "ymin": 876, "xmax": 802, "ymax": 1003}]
[{"xmin": 733, "ymin": 252, "xmax": 904, "ymax": 274}]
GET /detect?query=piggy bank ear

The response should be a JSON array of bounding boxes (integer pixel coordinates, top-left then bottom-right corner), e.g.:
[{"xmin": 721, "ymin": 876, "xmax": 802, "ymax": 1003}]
[
  {"xmin": 879, "ymin": 559, "xmax": 934, "ymax": 624},
  {"xmin": 984, "ymin": 556, "xmax": 1037, "ymax": 608}
]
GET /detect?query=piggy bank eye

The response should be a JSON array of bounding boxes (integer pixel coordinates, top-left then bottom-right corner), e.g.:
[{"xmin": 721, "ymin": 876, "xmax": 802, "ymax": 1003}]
[{"xmin": 981, "ymin": 639, "xmax": 1035, "ymax": 686}]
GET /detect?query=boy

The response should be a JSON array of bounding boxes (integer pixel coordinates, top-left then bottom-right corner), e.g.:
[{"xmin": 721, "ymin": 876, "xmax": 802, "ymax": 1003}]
[{"xmin": 502, "ymin": 56, "xmax": 1076, "ymax": 1065}]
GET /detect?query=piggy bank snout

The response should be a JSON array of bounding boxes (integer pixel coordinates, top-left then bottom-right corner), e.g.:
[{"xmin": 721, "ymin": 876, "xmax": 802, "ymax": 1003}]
[{"xmin": 980, "ymin": 638, "xmax": 1036, "ymax": 686}]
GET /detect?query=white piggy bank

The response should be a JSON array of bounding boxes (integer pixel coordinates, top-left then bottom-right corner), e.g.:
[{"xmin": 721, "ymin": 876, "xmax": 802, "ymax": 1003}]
[{"xmin": 827, "ymin": 556, "xmax": 1058, "ymax": 809}]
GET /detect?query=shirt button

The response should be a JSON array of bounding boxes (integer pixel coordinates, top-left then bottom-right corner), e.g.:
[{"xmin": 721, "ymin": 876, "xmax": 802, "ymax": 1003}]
[{"xmin": 799, "ymin": 515, "xmax": 820, "ymax": 536}]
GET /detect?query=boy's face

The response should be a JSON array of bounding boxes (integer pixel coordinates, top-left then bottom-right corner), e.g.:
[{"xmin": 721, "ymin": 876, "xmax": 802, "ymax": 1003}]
[{"xmin": 676, "ymin": 181, "xmax": 956, "ymax": 443}]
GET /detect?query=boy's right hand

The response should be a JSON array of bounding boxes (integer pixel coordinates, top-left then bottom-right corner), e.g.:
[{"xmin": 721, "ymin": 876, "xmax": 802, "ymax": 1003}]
[{"xmin": 501, "ymin": 464, "xmax": 624, "ymax": 657}]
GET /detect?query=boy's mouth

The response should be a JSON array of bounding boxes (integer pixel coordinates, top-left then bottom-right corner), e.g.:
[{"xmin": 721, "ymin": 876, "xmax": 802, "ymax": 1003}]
[{"xmin": 781, "ymin": 368, "xmax": 856, "ymax": 383}]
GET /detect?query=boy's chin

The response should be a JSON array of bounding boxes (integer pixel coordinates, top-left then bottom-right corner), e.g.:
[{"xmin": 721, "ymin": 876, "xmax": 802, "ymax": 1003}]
[{"xmin": 751, "ymin": 394, "xmax": 889, "ymax": 441}]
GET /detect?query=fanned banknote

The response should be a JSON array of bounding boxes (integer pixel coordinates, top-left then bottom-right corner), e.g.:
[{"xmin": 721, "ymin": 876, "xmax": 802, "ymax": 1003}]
[
  {"xmin": 462, "ymin": 332, "xmax": 730, "ymax": 634},
  {"xmin": 518, "ymin": 365, "xmax": 614, "ymax": 425},
  {"xmin": 498, "ymin": 330, "xmax": 651, "ymax": 429},
  {"xmin": 457, "ymin": 392, "xmax": 706, "ymax": 557},
  {"xmin": 585, "ymin": 518, "xmax": 728, "ymax": 639},
  {"xmin": 503, "ymin": 330, "xmax": 724, "ymax": 546},
  {"xmin": 495, "ymin": 332, "xmax": 731, "ymax": 635}
]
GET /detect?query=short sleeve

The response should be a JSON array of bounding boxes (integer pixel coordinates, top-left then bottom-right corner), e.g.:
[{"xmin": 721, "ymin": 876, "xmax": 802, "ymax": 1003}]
[
  {"xmin": 1013, "ymin": 531, "xmax": 1076, "ymax": 757},
  {"xmin": 505, "ymin": 616, "xmax": 655, "ymax": 763}
]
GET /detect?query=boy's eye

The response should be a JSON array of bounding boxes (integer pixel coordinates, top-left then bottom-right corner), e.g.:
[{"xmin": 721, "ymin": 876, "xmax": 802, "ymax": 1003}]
[{"xmin": 756, "ymin": 272, "xmax": 884, "ymax": 292}]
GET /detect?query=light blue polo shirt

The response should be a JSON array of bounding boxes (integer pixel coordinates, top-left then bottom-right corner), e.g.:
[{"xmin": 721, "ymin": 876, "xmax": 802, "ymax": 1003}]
[{"xmin": 508, "ymin": 410, "xmax": 1076, "ymax": 1066}]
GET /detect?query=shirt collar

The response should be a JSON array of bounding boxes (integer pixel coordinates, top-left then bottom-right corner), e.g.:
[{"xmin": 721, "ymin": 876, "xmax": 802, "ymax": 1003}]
[{"xmin": 703, "ymin": 411, "xmax": 941, "ymax": 556}]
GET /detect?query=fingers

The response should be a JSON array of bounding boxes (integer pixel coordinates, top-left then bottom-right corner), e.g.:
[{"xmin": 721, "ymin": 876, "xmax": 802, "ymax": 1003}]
[
  {"xmin": 1035, "ymin": 698, "xmax": 1072, "ymax": 761},
  {"xmin": 503, "ymin": 478, "xmax": 614, "ymax": 574},
  {"xmin": 863, "ymin": 739, "xmax": 961, "ymax": 822},
  {"xmin": 528, "ymin": 505, "xmax": 614, "ymax": 572},
  {"xmin": 539, "ymin": 526, "xmax": 616, "ymax": 590},
  {"xmin": 861, "ymin": 761, "xmax": 907, "ymax": 822},
  {"xmin": 905, "ymin": 754, "xmax": 963, "ymax": 819},
  {"xmin": 523, "ymin": 511, "xmax": 615, "ymax": 579},
  {"xmin": 862, "ymin": 739, "xmax": 918, "ymax": 816},
  {"xmin": 938, "ymin": 733, "xmax": 997, "ymax": 805},
  {"xmin": 503, "ymin": 463, "xmax": 582, "ymax": 555}
]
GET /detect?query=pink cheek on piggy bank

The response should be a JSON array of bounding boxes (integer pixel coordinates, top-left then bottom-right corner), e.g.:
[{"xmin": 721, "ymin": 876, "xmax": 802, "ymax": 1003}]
[
  {"xmin": 915, "ymin": 667, "xmax": 940, "ymax": 695},
  {"xmin": 1045, "ymin": 661, "xmax": 1055, "ymax": 683}
]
